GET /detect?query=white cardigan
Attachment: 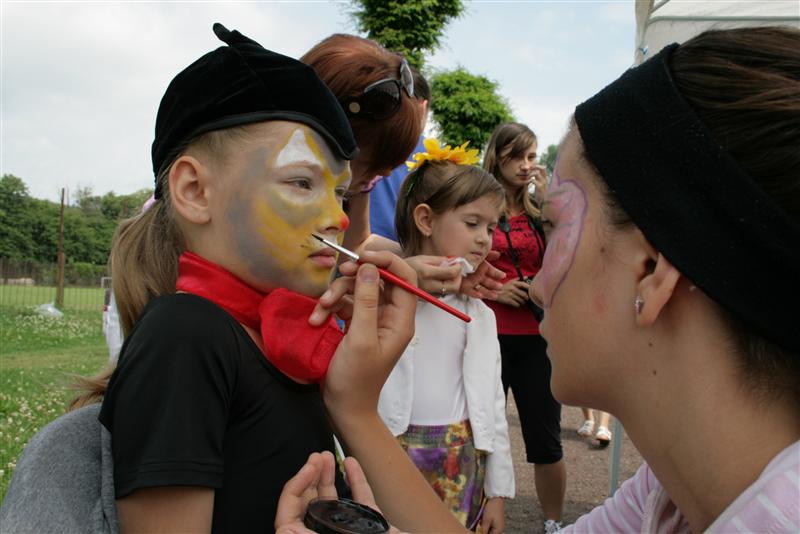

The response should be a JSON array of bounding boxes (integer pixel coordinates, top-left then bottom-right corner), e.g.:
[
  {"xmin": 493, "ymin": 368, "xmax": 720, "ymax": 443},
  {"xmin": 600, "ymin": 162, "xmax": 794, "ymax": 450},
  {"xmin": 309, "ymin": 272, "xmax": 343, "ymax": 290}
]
[{"xmin": 378, "ymin": 295, "xmax": 515, "ymax": 499}]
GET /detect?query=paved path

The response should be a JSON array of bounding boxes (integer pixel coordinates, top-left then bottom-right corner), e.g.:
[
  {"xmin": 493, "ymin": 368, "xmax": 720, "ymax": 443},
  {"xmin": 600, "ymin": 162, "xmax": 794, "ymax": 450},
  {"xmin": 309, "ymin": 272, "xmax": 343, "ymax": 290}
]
[{"xmin": 505, "ymin": 396, "xmax": 644, "ymax": 532}]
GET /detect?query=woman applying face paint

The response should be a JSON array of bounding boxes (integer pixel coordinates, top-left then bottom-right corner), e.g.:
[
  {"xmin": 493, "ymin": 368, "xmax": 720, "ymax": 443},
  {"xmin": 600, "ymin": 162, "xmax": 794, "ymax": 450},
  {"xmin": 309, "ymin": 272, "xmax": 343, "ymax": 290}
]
[
  {"xmin": 301, "ymin": 35, "xmax": 422, "ymax": 259},
  {"xmin": 279, "ymin": 26, "xmax": 800, "ymax": 533}
]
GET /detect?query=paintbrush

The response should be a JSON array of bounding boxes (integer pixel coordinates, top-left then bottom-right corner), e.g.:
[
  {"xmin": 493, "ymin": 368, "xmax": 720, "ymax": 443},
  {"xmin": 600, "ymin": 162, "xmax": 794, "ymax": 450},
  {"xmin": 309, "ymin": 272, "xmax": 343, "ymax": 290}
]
[{"xmin": 311, "ymin": 234, "xmax": 471, "ymax": 323}]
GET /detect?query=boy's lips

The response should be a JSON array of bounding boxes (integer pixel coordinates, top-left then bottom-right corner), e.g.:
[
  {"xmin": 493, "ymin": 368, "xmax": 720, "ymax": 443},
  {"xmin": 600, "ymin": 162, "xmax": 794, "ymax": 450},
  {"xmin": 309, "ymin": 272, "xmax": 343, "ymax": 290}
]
[{"xmin": 309, "ymin": 248, "xmax": 336, "ymax": 268}]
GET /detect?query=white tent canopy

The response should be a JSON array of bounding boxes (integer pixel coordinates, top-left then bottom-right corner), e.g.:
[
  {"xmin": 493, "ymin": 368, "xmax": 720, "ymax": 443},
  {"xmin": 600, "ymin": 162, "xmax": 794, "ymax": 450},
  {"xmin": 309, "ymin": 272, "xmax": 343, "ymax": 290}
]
[{"xmin": 634, "ymin": 0, "xmax": 800, "ymax": 64}]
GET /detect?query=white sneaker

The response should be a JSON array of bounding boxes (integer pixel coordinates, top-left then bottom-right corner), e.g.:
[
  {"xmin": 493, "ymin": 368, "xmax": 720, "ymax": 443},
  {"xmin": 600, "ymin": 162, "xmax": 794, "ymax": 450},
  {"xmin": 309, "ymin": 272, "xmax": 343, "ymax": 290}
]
[
  {"xmin": 543, "ymin": 519, "xmax": 563, "ymax": 534},
  {"xmin": 577, "ymin": 419, "xmax": 595, "ymax": 437}
]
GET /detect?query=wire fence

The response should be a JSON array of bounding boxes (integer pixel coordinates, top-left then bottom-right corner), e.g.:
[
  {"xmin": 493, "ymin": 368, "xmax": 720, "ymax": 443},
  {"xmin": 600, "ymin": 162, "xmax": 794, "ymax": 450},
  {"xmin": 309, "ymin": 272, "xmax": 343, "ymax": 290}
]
[{"xmin": 0, "ymin": 258, "xmax": 109, "ymax": 312}]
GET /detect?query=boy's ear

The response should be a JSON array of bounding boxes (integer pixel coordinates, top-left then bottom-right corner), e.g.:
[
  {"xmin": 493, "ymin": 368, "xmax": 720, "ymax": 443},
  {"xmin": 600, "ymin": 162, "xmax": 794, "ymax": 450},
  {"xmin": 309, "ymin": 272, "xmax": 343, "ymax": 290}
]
[
  {"xmin": 168, "ymin": 155, "xmax": 213, "ymax": 225},
  {"xmin": 636, "ymin": 252, "xmax": 682, "ymax": 327},
  {"xmin": 412, "ymin": 203, "xmax": 435, "ymax": 237}
]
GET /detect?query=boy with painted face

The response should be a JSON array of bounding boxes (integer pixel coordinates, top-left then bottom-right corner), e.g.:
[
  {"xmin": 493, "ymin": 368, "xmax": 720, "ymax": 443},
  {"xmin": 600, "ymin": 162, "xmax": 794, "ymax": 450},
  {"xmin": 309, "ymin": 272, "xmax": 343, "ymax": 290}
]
[{"xmin": 98, "ymin": 24, "xmax": 359, "ymax": 532}]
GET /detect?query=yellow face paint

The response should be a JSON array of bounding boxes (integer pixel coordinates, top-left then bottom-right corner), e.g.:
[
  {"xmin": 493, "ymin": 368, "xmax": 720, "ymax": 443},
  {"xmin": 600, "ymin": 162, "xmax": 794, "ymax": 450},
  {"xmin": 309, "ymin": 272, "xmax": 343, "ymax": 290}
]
[{"xmin": 225, "ymin": 122, "xmax": 350, "ymax": 297}]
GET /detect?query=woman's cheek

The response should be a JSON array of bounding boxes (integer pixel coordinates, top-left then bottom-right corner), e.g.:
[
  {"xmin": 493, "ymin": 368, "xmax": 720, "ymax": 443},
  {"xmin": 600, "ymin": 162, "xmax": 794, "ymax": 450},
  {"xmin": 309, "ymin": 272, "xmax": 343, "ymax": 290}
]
[{"xmin": 538, "ymin": 180, "xmax": 588, "ymax": 308}]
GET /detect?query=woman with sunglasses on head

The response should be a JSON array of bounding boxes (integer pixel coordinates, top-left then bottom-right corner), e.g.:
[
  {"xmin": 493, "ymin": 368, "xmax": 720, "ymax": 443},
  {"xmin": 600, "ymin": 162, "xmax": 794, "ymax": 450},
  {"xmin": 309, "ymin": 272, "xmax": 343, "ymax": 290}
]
[
  {"xmin": 279, "ymin": 26, "xmax": 800, "ymax": 533},
  {"xmin": 301, "ymin": 35, "xmax": 422, "ymax": 257},
  {"xmin": 302, "ymin": 35, "xmax": 505, "ymax": 299}
]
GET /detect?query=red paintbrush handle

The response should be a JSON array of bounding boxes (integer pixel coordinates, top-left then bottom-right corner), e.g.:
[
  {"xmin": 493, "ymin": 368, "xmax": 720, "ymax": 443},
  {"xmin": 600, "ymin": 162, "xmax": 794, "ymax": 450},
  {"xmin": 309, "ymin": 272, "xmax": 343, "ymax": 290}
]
[{"xmin": 375, "ymin": 266, "xmax": 471, "ymax": 323}]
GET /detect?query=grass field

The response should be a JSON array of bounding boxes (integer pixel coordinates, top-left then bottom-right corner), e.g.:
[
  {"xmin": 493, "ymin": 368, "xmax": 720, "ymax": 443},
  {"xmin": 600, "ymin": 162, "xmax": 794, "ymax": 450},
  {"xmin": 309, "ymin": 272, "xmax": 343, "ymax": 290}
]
[
  {"xmin": 0, "ymin": 284, "xmax": 105, "ymax": 311},
  {"xmin": 0, "ymin": 302, "xmax": 108, "ymax": 501}
]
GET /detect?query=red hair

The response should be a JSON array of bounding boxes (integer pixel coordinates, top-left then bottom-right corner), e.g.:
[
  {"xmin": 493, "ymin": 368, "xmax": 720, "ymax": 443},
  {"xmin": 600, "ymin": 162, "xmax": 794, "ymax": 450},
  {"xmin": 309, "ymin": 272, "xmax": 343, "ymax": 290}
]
[{"xmin": 301, "ymin": 34, "xmax": 422, "ymax": 177}]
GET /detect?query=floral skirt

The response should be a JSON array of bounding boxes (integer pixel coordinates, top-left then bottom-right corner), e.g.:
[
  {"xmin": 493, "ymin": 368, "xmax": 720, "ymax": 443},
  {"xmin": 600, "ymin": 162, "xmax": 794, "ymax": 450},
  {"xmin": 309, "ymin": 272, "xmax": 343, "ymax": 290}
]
[{"xmin": 397, "ymin": 420, "xmax": 486, "ymax": 530}]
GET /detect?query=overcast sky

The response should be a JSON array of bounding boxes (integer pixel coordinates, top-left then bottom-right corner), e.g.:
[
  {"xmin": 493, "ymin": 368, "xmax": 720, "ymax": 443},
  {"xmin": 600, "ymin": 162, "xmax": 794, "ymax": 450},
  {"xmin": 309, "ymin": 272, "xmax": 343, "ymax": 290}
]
[{"xmin": 2, "ymin": 1, "xmax": 635, "ymax": 202}]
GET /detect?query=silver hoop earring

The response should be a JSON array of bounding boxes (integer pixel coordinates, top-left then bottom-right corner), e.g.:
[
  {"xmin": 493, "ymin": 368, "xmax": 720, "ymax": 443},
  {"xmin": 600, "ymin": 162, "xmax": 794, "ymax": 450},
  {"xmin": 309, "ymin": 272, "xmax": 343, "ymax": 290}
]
[{"xmin": 635, "ymin": 295, "xmax": 645, "ymax": 315}]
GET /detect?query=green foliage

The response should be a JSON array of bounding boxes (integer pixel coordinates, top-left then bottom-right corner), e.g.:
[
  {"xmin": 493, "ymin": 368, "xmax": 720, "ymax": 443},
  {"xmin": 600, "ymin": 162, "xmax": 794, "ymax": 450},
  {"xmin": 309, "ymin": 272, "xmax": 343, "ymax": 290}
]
[
  {"xmin": 0, "ymin": 175, "xmax": 153, "ymax": 268},
  {"xmin": 539, "ymin": 144, "xmax": 558, "ymax": 174},
  {"xmin": 430, "ymin": 68, "xmax": 514, "ymax": 152},
  {"xmin": 0, "ymin": 175, "xmax": 35, "ymax": 260},
  {"xmin": 350, "ymin": 0, "xmax": 465, "ymax": 69}
]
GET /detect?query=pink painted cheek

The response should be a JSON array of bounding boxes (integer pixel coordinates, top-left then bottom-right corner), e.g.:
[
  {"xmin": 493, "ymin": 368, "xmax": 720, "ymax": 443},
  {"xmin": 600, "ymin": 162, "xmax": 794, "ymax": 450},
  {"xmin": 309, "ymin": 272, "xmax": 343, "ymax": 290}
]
[{"xmin": 538, "ymin": 178, "xmax": 587, "ymax": 308}]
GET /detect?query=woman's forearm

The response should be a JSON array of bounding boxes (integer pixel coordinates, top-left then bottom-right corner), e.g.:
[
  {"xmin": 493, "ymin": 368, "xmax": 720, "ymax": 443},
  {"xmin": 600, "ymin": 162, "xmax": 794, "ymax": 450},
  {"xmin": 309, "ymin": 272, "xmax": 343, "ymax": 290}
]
[{"xmin": 334, "ymin": 412, "xmax": 465, "ymax": 533}]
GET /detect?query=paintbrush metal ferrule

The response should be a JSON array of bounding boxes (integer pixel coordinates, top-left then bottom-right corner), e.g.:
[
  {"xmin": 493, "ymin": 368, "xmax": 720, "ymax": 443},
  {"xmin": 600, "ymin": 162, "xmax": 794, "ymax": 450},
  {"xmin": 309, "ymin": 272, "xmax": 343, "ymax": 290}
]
[{"xmin": 311, "ymin": 234, "xmax": 359, "ymax": 261}]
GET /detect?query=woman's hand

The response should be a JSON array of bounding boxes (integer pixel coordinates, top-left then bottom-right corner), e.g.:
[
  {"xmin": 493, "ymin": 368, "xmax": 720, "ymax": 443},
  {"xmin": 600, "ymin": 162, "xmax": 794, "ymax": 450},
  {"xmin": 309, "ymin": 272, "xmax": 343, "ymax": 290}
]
[
  {"xmin": 531, "ymin": 164, "xmax": 549, "ymax": 205},
  {"xmin": 480, "ymin": 497, "xmax": 506, "ymax": 534},
  {"xmin": 275, "ymin": 452, "xmax": 337, "ymax": 534},
  {"xmin": 403, "ymin": 251, "xmax": 504, "ymax": 299},
  {"xmin": 275, "ymin": 452, "xmax": 404, "ymax": 534},
  {"xmin": 403, "ymin": 255, "xmax": 464, "ymax": 296},
  {"xmin": 314, "ymin": 251, "xmax": 417, "ymax": 423},
  {"xmin": 460, "ymin": 250, "xmax": 504, "ymax": 299},
  {"xmin": 491, "ymin": 279, "xmax": 531, "ymax": 307}
]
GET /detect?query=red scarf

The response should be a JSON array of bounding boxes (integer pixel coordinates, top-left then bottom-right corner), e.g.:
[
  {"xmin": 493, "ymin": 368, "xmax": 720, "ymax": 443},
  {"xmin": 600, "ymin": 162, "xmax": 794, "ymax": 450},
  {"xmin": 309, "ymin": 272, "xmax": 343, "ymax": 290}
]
[{"xmin": 175, "ymin": 251, "xmax": 343, "ymax": 383}]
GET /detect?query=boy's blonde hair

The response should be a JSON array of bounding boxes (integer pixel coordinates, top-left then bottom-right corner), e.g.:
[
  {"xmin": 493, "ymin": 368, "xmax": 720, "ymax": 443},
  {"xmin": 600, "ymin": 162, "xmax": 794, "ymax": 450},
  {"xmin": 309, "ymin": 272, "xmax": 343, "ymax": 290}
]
[
  {"xmin": 395, "ymin": 162, "xmax": 504, "ymax": 257},
  {"xmin": 69, "ymin": 127, "xmax": 248, "ymax": 410}
]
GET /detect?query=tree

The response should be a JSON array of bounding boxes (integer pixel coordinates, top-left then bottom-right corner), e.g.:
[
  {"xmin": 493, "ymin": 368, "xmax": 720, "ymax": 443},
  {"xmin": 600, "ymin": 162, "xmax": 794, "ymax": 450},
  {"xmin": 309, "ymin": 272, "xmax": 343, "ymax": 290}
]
[
  {"xmin": 0, "ymin": 175, "xmax": 154, "ymax": 265},
  {"xmin": 350, "ymin": 0, "xmax": 465, "ymax": 69},
  {"xmin": 539, "ymin": 144, "xmax": 558, "ymax": 174},
  {"xmin": 429, "ymin": 68, "xmax": 514, "ymax": 152},
  {"xmin": 0, "ymin": 175, "xmax": 34, "ymax": 259}
]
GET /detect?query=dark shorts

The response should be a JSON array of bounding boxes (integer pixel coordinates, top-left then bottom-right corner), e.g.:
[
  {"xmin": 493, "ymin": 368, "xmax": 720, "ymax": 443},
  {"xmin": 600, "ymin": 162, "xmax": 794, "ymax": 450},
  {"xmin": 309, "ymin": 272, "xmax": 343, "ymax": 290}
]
[{"xmin": 499, "ymin": 334, "xmax": 563, "ymax": 464}]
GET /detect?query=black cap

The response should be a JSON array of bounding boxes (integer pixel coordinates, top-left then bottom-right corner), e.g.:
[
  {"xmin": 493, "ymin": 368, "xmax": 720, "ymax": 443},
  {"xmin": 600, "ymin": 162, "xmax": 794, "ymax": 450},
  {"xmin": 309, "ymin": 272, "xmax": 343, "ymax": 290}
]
[{"xmin": 151, "ymin": 23, "xmax": 358, "ymax": 197}]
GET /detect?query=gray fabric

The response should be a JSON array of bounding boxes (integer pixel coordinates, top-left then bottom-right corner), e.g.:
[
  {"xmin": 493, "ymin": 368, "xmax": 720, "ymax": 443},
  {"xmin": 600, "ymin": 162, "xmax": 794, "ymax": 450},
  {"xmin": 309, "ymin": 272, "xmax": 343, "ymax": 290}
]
[{"xmin": 0, "ymin": 403, "xmax": 119, "ymax": 533}]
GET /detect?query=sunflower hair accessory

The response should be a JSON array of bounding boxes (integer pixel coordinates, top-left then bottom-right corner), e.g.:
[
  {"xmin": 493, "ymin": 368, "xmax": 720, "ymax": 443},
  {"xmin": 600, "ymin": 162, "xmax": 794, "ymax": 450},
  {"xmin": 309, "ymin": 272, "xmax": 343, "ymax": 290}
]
[{"xmin": 406, "ymin": 137, "xmax": 480, "ymax": 171}]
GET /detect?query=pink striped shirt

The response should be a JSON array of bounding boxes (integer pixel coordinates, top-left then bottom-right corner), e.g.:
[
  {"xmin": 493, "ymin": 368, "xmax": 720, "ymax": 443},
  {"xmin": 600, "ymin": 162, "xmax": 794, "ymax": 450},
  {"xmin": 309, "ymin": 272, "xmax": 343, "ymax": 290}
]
[{"xmin": 564, "ymin": 440, "xmax": 799, "ymax": 533}]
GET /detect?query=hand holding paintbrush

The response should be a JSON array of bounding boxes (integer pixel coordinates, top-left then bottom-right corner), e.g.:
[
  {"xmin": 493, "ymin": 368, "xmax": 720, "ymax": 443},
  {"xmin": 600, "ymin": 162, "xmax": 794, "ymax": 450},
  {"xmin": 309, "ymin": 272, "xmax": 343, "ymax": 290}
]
[{"xmin": 311, "ymin": 234, "xmax": 471, "ymax": 323}]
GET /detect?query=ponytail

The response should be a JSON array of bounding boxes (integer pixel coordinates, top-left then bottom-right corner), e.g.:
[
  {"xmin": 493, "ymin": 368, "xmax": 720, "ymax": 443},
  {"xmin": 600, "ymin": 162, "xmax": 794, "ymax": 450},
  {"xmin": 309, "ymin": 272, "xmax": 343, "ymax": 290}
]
[
  {"xmin": 111, "ymin": 172, "xmax": 184, "ymax": 335},
  {"xmin": 68, "ymin": 166, "xmax": 184, "ymax": 410}
]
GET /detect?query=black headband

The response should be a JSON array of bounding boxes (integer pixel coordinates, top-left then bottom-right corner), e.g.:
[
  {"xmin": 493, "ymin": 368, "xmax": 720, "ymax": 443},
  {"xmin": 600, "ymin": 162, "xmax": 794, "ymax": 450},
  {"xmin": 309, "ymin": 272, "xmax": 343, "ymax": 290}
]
[{"xmin": 575, "ymin": 44, "xmax": 800, "ymax": 354}]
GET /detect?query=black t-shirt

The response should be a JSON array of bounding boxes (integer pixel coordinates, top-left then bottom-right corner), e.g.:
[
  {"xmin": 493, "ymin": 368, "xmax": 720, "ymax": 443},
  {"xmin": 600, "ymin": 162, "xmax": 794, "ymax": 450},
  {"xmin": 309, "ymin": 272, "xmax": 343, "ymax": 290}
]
[{"xmin": 99, "ymin": 293, "xmax": 344, "ymax": 533}]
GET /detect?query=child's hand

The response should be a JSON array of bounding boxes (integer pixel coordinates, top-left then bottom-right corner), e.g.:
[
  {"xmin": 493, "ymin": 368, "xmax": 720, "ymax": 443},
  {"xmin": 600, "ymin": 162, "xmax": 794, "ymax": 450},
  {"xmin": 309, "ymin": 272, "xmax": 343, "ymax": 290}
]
[
  {"xmin": 275, "ymin": 452, "xmax": 405, "ymax": 534},
  {"xmin": 480, "ymin": 497, "xmax": 505, "ymax": 534},
  {"xmin": 321, "ymin": 251, "xmax": 417, "ymax": 421}
]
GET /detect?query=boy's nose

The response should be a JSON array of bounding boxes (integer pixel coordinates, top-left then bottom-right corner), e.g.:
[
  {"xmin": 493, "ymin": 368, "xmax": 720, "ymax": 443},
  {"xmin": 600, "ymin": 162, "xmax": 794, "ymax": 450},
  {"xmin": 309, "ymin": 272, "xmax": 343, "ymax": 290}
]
[{"xmin": 318, "ymin": 203, "xmax": 350, "ymax": 234}]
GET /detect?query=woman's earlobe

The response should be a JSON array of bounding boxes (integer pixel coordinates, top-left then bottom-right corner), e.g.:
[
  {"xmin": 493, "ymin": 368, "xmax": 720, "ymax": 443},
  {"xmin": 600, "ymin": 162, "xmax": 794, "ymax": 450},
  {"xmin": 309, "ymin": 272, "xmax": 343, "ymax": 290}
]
[
  {"xmin": 169, "ymin": 156, "xmax": 212, "ymax": 225},
  {"xmin": 635, "ymin": 253, "xmax": 681, "ymax": 326}
]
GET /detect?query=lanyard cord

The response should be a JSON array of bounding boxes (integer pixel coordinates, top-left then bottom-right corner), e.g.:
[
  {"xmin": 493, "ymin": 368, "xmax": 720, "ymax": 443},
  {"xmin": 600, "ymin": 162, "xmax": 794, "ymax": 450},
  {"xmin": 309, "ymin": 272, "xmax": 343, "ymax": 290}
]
[{"xmin": 498, "ymin": 213, "xmax": 545, "ymax": 321}]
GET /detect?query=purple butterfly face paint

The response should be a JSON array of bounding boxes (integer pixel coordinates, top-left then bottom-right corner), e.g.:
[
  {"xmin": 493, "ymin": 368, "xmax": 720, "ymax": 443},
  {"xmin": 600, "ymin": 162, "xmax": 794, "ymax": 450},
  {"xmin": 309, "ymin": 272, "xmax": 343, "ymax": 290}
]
[{"xmin": 537, "ymin": 165, "xmax": 588, "ymax": 308}]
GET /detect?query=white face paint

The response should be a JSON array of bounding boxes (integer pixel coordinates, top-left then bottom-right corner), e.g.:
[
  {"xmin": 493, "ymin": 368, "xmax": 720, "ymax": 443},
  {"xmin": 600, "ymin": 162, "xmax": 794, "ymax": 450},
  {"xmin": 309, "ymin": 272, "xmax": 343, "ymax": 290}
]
[{"xmin": 275, "ymin": 128, "xmax": 325, "ymax": 168}]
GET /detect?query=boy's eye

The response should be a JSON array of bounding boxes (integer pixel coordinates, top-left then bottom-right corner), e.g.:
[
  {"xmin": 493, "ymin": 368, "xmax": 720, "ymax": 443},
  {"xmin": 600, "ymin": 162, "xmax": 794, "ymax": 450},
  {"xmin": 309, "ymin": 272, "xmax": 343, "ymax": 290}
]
[
  {"xmin": 465, "ymin": 220, "xmax": 478, "ymax": 227},
  {"xmin": 334, "ymin": 186, "xmax": 347, "ymax": 198},
  {"xmin": 290, "ymin": 178, "xmax": 313, "ymax": 190}
]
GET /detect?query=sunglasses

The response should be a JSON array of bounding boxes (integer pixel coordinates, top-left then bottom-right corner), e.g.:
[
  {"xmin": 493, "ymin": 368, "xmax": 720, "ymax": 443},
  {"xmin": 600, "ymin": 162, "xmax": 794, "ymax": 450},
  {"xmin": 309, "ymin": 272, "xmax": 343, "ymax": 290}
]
[{"xmin": 342, "ymin": 59, "xmax": 414, "ymax": 121}]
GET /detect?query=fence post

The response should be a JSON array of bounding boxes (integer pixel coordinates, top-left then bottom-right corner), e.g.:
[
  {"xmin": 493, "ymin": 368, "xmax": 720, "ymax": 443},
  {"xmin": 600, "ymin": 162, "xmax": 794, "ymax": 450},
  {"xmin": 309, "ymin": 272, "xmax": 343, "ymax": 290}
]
[{"xmin": 55, "ymin": 188, "xmax": 66, "ymax": 309}]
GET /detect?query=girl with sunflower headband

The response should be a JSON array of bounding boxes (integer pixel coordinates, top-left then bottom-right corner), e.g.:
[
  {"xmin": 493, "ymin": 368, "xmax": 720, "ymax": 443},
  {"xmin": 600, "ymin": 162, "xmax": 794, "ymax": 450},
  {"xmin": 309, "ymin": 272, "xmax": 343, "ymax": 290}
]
[{"xmin": 377, "ymin": 138, "xmax": 514, "ymax": 533}]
